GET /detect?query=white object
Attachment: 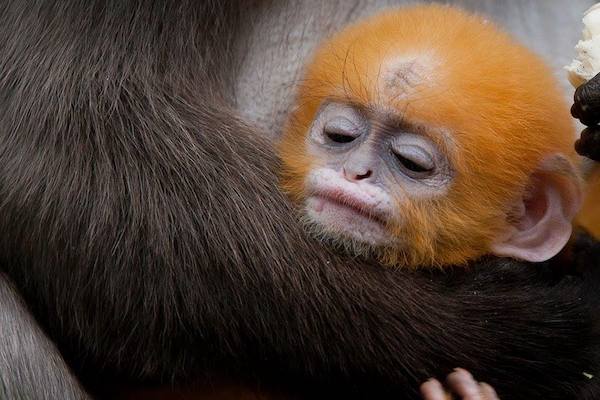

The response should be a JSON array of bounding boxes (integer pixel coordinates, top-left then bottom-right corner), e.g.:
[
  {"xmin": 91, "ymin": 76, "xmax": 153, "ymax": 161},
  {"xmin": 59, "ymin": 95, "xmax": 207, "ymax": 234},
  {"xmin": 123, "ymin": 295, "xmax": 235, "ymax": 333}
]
[{"xmin": 566, "ymin": 3, "xmax": 600, "ymax": 87}]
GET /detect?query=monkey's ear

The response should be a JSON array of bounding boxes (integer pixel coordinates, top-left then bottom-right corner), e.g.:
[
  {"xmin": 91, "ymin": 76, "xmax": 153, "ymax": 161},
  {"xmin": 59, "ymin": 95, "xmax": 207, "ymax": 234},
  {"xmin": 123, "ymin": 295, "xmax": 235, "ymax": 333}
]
[{"xmin": 490, "ymin": 155, "xmax": 583, "ymax": 262}]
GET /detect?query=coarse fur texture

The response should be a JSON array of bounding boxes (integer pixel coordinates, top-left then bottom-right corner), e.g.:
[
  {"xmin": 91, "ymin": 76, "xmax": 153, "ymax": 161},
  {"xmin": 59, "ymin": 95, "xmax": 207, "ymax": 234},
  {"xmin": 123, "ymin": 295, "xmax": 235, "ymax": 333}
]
[
  {"xmin": 0, "ymin": 1, "xmax": 600, "ymax": 399},
  {"xmin": 280, "ymin": 5, "xmax": 581, "ymax": 268},
  {"xmin": 0, "ymin": 273, "xmax": 89, "ymax": 400}
]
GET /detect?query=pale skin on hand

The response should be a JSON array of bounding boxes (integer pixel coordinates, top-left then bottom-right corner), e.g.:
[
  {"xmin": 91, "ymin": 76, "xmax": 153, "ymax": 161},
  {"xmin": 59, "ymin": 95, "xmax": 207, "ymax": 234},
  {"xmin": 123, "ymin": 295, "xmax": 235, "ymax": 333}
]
[{"xmin": 420, "ymin": 369, "xmax": 500, "ymax": 400}]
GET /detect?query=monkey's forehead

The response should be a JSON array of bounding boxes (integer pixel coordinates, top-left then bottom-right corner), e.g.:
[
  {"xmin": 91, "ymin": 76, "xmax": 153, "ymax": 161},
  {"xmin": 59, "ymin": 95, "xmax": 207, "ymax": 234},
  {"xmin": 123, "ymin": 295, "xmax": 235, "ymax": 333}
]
[
  {"xmin": 303, "ymin": 5, "xmax": 557, "ymax": 105},
  {"xmin": 297, "ymin": 5, "xmax": 574, "ymax": 158}
]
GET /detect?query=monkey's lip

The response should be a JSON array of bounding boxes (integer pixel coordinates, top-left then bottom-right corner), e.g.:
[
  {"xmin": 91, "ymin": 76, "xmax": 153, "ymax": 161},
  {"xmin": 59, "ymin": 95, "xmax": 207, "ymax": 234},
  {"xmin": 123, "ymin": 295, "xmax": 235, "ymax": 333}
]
[{"xmin": 307, "ymin": 189, "xmax": 388, "ymax": 226}]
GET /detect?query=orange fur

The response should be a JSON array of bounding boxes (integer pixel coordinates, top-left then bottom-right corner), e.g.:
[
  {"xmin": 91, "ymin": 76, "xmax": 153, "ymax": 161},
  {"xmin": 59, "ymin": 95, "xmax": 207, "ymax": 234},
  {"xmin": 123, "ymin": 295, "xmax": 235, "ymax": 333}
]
[
  {"xmin": 577, "ymin": 165, "xmax": 600, "ymax": 239},
  {"xmin": 279, "ymin": 5, "xmax": 578, "ymax": 267}
]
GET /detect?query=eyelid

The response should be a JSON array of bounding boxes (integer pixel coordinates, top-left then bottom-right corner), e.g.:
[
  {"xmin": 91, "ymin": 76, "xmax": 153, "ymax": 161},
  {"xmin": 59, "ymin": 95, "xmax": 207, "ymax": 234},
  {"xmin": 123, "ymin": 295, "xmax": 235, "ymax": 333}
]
[
  {"xmin": 309, "ymin": 102, "xmax": 369, "ymax": 146},
  {"xmin": 324, "ymin": 116, "xmax": 361, "ymax": 137},
  {"xmin": 393, "ymin": 145, "xmax": 435, "ymax": 170}
]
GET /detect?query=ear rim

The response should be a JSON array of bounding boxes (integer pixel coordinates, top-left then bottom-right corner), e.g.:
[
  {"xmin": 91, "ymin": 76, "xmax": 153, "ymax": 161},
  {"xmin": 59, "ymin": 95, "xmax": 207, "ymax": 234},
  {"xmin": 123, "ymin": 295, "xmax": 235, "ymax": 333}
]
[{"xmin": 490, "ymin": 154, "xmax": 583, "ymax": 263}]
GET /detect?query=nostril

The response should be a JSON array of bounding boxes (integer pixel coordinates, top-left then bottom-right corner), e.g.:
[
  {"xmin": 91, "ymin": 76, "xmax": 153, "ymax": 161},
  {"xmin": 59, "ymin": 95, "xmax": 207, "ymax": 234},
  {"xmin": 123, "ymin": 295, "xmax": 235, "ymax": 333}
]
[
  {"xmin": 343, "ymin": 167, "xmax": 373, "ymax": 182},
  {"xmin": 355, "ymin": 170, "xmax": 372, "ymax": 180}
]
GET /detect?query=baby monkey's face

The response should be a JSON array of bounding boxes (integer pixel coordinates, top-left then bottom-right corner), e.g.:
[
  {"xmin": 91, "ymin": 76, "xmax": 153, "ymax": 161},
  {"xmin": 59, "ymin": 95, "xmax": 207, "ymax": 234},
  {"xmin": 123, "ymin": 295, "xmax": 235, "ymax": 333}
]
[
  {"xmin": 281, "ymin": 5, "xmax": 580, "ymax": 267},
  {"xmin": 302, "ymin": 101, "xmax": 453, "ymax": 251}
]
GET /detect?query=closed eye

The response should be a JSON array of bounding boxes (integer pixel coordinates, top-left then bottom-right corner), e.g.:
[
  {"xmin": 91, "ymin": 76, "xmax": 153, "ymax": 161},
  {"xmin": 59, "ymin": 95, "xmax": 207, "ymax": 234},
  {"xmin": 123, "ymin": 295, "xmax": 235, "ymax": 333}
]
[
  {"xmin": 321, "ymin": 114, "xmax": 363, "ymax": 145},
  {"xmin": 325, "ymin": 130, "xmax": 357, "ymax": 143},
  {"xmin": 394, "ymin": 153, "xmax": 433, "ymax": 173},
  {"xmin": 391, "ymin": 144, "xmax": 436, "ymax": 178}
]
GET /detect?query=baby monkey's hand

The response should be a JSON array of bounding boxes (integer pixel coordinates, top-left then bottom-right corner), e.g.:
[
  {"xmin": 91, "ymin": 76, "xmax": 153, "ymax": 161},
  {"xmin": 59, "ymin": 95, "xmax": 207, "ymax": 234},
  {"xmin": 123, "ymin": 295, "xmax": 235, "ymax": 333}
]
[
  {"xmin": 572, "ymin": 72, "xmax": 600, "ymax": 161},
  {"xmin": 420, "ymin": 369, "xmax": 499, "ymax": 400}
]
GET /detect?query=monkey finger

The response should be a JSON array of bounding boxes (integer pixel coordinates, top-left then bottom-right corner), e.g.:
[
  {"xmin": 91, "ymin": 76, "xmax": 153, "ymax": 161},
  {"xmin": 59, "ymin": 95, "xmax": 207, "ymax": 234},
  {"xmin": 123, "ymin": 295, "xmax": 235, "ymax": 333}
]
[
  {"xmin": 446, "ymin": 368, "xmax": 492, "ymax": 400},
  {"xmin": 572, "ymin": 72, "xmax": 600, "ymax": 126},
  {"xmin": 420, "ymin": 378, "xmax": 452, "ymax": 400},
  {"xmin": 575, "ymin": 126, "xmax": 600, "ymax": 162},
  {"xmin": 446, "ymin": 369, "xmax": 481, "ymax": 400},
  {"xmin": 479, "ymin": 383, "xmax": 500, "ymax": 400}
]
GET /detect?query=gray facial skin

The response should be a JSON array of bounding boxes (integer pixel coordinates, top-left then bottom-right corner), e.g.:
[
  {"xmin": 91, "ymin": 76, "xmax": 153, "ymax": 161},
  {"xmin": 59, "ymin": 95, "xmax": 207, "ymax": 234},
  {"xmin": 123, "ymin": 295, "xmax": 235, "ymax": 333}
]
[
  {"xmin": 302, "ymin": 102, "xmax": 454, "ymax": 247},
  {"xmin": 309, "ymin": 103, "xmax": 453, "ymax": 190}
]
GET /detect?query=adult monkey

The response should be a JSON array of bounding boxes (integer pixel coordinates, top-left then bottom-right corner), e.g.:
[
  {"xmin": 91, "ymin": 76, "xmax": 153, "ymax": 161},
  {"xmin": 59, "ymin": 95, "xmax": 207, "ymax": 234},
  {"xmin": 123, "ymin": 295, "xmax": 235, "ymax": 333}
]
[{"xmin": 1, "ymin": 2, "xmax": 600, "ymax": 400}]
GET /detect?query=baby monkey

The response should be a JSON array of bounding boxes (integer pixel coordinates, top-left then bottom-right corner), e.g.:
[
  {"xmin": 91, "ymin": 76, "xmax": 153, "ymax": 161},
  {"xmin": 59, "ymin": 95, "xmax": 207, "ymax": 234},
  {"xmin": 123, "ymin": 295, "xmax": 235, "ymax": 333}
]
[{"xmin": 280, "ymin": 5, "xmax": 583, "ymax": 269}]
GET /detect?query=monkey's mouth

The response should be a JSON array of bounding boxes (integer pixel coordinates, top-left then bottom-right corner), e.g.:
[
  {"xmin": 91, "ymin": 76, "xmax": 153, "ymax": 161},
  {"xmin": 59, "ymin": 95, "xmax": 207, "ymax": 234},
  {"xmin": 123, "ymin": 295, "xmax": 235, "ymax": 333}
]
[
  {"xmin": 305, "ymin": 190, "xmax": 393, "ymax": 246},
  {"xmin": 311, "ymin": 191, "xmax": 387, "ymax": 225}
]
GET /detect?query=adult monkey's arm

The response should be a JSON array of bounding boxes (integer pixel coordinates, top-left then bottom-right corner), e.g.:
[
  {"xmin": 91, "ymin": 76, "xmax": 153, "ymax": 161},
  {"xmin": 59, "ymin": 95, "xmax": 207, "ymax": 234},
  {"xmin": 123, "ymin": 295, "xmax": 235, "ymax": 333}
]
[
  {"xmin": 0, "ymin": 274, "xmax": 90, "ymax": 400},
  {"xmin": 0, "ymin": 1, "xmax": 599, "ymax": 400}
]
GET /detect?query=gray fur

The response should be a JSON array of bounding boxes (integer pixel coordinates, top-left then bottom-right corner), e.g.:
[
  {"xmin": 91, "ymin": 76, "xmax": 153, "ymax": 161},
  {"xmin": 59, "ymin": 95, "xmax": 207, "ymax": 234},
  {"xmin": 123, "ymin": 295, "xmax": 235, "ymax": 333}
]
[{"xmin": 0, "ymin": 274, "xmax": 89, "ymax": 400}]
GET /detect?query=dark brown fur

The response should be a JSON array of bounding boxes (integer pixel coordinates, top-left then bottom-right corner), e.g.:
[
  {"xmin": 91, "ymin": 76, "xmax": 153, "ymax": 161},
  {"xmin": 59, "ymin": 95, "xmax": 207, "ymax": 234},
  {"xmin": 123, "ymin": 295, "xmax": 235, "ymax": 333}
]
[
  {"xmin": 573, "ymin": 72, "xmax": 600, "ymax": 161},
  {"xmin": 1, "ymin": 1, "xmax": 600, "ymax": 399}
]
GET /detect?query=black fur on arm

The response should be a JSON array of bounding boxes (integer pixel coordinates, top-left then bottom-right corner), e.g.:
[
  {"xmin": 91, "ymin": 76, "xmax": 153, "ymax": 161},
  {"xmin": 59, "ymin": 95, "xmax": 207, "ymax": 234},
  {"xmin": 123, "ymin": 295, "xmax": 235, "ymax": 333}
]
[
  {"xmin": 572, "ymin": 73, "xmax": 600, "ymax": 161},
  {"xmin": 1, "ymin": 1, "xmax": 600, "ymax": 399}
]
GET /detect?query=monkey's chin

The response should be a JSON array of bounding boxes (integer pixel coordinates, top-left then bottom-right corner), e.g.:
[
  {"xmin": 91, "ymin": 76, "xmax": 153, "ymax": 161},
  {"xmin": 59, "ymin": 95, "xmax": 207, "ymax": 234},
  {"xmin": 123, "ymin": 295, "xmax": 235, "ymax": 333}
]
[{"xmin": 305, "ymin": 196, "xmax": 395, "ymax": 247}]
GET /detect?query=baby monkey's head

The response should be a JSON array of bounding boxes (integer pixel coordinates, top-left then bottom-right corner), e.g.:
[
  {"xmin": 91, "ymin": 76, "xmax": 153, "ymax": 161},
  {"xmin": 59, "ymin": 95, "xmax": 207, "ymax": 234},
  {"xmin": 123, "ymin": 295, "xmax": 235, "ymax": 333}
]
[{"xmin": 280, "ymin": 5, "xmax": 582, "ymax": 268}]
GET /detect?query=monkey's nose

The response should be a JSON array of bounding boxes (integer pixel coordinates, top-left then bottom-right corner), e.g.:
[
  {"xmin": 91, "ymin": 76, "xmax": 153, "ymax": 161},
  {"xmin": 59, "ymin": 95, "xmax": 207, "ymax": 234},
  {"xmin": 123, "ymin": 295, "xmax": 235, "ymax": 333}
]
[
  {"xmin": 355, "ymin": 170, "xmax": 372, "ymax": 180},
  {"xmin": 344, "ymin": 167, "xmax": 373, "ymax": 181}
]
